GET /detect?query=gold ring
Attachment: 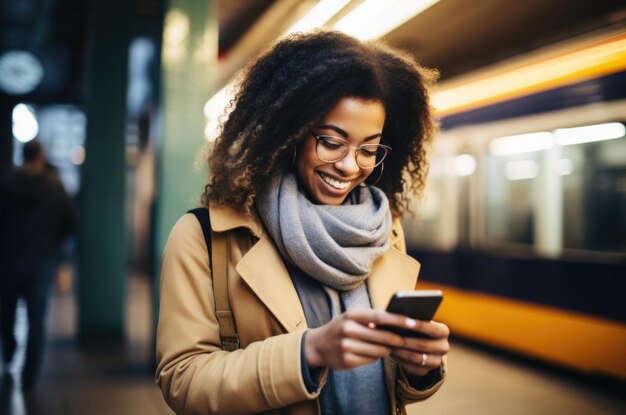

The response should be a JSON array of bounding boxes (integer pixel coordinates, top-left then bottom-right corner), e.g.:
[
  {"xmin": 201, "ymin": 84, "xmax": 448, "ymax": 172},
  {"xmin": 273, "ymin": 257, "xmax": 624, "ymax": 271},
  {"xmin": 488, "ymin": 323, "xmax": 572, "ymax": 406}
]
[
  {"xmin": 421, "ymin": 353, "xmax": 427, "ymax": 366},
  {"xmin": 367, "ymin": 322, "xmax": 376, "ymax": 329}
]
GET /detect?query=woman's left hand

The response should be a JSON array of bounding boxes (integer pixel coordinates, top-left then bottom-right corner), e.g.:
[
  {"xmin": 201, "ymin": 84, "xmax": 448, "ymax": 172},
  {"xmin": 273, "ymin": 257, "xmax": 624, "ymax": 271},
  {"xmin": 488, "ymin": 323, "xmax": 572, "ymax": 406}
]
[{"xmin": 388, "ymin": 319, "xmax": 450, "ymax": 376}]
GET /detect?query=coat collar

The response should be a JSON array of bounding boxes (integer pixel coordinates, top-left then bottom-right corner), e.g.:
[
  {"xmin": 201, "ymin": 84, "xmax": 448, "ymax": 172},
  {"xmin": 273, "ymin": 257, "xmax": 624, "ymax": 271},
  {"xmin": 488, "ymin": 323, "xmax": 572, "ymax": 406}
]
[
  {"xmin": 209, "ymin": 201, "xmax": 264, "ymax": 238},
  {"xmin": 209, "ymin": 202, "xmax": 421, "ymax": 332}
]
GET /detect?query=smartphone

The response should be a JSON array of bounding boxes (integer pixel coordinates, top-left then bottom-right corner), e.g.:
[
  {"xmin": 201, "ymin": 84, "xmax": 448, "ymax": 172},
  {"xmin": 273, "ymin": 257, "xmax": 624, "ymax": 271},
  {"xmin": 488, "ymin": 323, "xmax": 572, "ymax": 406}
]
[{"xmin": 377, "ymin": 290, "xmax": 443, "ymax": 338}]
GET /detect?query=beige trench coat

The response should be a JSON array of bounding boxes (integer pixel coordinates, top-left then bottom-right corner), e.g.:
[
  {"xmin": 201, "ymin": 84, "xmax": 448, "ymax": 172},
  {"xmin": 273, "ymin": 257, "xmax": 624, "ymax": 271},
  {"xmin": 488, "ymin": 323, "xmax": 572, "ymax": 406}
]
[{"xmin": 155, "ymin": 203, "xmax": 446, "ymax": 415}]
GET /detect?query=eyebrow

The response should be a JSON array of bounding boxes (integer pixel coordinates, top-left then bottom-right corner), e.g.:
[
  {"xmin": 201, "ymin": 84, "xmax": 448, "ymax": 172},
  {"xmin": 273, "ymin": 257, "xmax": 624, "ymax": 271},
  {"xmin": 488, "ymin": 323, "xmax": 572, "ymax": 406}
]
[{"xmin": 318, "ymin": 124, "xmax": 382, "ymax": 142}]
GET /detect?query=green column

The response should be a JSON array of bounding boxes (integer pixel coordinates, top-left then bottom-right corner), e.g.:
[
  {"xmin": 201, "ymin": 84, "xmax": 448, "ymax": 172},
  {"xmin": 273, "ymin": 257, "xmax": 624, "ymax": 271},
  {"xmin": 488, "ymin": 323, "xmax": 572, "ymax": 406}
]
[
  {"xmin": 78, "ymin": 0, "xmax": 131, "ymax": 340},
  {"xmin": 154, "ymin": 1, "xmax": 217, "ymax": 262},
  {"xmin": 151, "ymin": 0, "xmax": 217, "ymax": 339}
]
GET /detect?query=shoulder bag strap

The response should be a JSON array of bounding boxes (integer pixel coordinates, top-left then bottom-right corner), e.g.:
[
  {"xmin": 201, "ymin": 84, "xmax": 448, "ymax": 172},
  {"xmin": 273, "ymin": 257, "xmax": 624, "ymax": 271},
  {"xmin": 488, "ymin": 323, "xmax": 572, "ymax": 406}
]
[{"xmin": 188, "ymin": 207, "xmax": 239, "ymax": 351}]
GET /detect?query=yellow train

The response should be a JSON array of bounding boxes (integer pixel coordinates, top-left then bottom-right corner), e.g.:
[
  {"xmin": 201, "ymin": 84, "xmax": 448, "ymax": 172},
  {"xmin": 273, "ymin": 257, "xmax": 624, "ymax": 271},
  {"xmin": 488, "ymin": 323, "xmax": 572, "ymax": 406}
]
[{"xmin": 404, "ymin": 26, "xmax": 626, "ymax": 381}]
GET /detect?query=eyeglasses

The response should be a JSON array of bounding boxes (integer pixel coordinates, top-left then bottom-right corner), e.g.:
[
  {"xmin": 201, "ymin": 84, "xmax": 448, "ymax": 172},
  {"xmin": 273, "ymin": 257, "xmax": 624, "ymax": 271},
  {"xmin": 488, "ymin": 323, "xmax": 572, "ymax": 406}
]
[{"xmin": 312, "ymin": 133, "xmax": 391, "ymax": 169}]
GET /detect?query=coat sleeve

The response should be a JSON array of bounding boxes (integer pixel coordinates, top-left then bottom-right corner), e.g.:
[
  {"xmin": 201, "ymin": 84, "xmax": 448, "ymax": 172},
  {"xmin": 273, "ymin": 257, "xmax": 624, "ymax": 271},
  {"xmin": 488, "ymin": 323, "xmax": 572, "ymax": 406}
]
[
  {"xmin": 155, "ymin": 214, "xmax": 323, "ymax": 415},
  {"xmin": 396, "ymin": 356, "xmax": 447, "ymax": 405}
]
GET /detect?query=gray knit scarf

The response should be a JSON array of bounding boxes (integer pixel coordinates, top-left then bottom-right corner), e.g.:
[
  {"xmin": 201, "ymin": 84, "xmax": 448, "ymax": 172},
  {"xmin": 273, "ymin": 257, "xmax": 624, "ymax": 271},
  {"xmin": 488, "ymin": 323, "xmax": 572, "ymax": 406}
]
[
  {"xmin": 255, "ymin": 172, "xmax": 392, "ymax": 291},
  {"xmin": 256, "ymin": 172, "xmax": 393, "ymax": 414}
]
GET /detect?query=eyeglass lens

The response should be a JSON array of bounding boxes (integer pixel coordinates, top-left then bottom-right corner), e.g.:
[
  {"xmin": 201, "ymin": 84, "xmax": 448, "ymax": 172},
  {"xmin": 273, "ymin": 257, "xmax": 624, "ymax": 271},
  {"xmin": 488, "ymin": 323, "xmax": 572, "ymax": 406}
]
[{"xmin": 315, "ymin": 135, "xmax": 388, "ymax": 168}]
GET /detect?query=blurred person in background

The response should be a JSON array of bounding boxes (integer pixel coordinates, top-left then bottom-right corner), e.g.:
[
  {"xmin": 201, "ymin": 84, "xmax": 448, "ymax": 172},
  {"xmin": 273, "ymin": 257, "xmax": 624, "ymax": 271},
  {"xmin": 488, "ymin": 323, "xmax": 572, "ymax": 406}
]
[
  {"xmin": 0, "ymin": 140, "xmax": 76, "ymax": 391},
  {"xmin": 156, "ymin": 30, "xmax": 449, "ymax": 415}
]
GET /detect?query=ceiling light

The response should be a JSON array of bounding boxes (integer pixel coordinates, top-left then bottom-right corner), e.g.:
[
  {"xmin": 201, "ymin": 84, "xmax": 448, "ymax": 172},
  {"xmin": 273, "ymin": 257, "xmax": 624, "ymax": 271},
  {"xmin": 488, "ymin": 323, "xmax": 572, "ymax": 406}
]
[
  {"xmin": 334, "ymin": 0, "xmax": 439, "ymax": 40},
  {"xmin": 555, "ymin": 122, "xmax": 625, "ymax": 146},
  {"xmin": 285, "ymin": 0, "xmax": 351, "ymax": 35},
  {"xmin": 489, "ymin": 132, "xmax": 554, "ymax": 156}
]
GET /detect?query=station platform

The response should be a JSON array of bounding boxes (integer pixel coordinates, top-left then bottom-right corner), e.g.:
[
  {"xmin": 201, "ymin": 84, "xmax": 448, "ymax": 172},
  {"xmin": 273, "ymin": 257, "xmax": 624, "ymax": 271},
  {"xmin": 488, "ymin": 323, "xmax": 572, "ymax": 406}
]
[{"xmin": 1, "ymin": 275, "xmax": 624, "ymax": 415}]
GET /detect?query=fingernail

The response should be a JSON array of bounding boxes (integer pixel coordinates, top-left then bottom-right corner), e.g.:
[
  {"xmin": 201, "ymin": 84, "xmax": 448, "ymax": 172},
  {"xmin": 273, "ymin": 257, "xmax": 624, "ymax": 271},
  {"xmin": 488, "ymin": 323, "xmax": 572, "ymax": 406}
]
[{"xmin": 405, "ymin": 318, "xmax": 416, "ymax": 327}]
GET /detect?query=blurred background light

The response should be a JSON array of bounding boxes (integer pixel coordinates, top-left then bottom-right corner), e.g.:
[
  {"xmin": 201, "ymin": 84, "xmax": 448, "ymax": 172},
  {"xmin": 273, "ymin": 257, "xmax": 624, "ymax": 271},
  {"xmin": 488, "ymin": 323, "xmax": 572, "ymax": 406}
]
[
  {"xmin": 334, "ymin": 0, "xmax": 439, "ymax": 40},
  {"xmin": 163, "ymin": 9, "xmax": 190, "ymax": 65},
  {"xmin": 0, "ymin": 50, "xmax": 45, "ymax": 95},
  {"xmin": 555, "ymin": 122, "xmax": 625, "ymax": 146},
  {"xmin": 558, "ymin": 158, "xmax": 574, "ymax": 175},
  {"xmin": 285, "ymin": 0, "xmax": 351, "ymax": 35},
  {"xmin": 452, "ymin": 154, "xmax": 477, "ymax": 176},
  {"xmin": 203, "ymin": 85, "xmax": 232, "ymax": 141},
  {"xmin": 12, "ymin": 103, "xmax": 39, "ymax": 143},
  {"xmin": 69, "ymin": 144, "xmax": 85, "ymax": 165},
  {"xmin": 505, "ymin": 160, "xmax": 539, "ymax": 181},
  {"xmin": 489, "ymin": 132, "xmax": 554, "ymax": 156},
  {"xmin": 432, "ymin": 36, "xmax": 626, "ymax": 116}
]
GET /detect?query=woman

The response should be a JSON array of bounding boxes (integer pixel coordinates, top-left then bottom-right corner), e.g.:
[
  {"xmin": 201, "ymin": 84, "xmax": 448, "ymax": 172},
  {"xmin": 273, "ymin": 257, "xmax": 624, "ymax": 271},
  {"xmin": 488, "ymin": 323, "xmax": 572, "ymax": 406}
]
[{"xmin": 156, "ymin": 30, "xmax": 450, "ymax": 415}]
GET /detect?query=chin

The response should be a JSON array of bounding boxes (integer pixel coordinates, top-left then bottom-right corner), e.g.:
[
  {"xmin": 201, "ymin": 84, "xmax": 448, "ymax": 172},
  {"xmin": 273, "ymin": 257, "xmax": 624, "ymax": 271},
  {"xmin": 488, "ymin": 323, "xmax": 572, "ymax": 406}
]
[{"xmin": 313, "ymin": 186, "xmax": 358, "ymax": 205}]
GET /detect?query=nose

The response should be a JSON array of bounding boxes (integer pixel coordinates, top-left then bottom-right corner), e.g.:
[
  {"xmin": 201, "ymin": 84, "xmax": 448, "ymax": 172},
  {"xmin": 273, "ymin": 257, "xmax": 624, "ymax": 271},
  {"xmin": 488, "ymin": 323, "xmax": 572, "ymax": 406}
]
[{"xmin": 333, "ymin": 147, "xmax": 360, "ymax": 176}]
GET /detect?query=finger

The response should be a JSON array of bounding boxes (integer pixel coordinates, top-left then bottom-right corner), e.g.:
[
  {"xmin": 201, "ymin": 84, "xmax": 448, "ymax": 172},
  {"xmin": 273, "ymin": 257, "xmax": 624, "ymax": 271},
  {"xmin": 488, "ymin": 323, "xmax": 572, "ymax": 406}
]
[
  {"xmin": 391, "ymin": 350, "xmax": 444, "ymax": 374},
  {"xmin": 344, "ymin": 308, "xmax": 409, "ymax": 328},
  {"xmin": 344, "ymin": 308, "xmax": 419, "ymax": 336},
  {"xmin": 386, "ymin": 319, "xmax": 450, "ymax": 340},
  {"xmin": 391, "ymin": 349, "xmax": 443, "ymax": 368},
  {"xmin": 390, "ymin": 353, "xmax": 431, "ymax": 376},
  {"xmin": 339, "ymin": 338, "xmax": 392, "ymax": 359},
  {"xmin": 347, "ymin": 308, "xmax": 439, "ymax": 340},
  {"xmin": 398, "ymin": 336, "xmax": 450, "ymax": 355},
  {"xmin": 417, "ymin": 320, "xmax": 450, "ymax": 339},
  {"xmin": 340, "ymin": 319, "xmax": 405, "ymax": 348}
]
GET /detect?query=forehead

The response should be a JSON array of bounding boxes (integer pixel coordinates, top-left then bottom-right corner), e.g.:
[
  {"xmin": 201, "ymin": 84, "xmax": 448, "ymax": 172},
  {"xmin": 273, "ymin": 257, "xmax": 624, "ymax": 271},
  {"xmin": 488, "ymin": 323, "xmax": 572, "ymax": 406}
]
[{"xmin": 321, "ymin": 97, "xmax": 385, "ymax": 138}]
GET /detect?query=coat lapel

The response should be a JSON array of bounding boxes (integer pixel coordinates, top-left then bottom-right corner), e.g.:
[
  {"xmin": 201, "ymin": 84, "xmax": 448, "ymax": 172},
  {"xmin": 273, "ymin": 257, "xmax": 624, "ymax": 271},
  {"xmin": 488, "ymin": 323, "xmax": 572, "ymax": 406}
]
[
  {"xmin": 368, "ymin": 248, "xmax": 421, "ymax": 310},
  {"xmin": 235, "ymin": 235, "xmax": 307, "ymax": 333}
]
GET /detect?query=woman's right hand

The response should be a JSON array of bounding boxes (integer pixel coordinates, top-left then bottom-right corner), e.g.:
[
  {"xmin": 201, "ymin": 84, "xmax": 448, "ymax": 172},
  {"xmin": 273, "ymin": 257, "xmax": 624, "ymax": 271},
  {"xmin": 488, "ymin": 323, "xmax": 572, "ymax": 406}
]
[{"xmin": 304, "ymin": 308, "xmax": 412, "ymax": 370}]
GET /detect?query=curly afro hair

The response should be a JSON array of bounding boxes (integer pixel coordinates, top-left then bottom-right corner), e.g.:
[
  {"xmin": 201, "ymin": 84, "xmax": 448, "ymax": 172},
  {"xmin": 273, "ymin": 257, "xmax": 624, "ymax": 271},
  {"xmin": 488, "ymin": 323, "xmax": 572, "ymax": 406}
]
[{"xmin": 203, "ymin": 30, "xmax": 438, "ymax": 218}]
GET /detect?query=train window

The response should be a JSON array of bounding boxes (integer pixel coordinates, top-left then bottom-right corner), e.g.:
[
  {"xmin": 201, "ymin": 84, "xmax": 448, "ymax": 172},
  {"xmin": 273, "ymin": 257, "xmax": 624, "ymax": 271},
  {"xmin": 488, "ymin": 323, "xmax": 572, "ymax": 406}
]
[
  {"xmin": 406, "ymin": 122, "xmax": 625, "ymax": 256},
  {"xmin": 484, "ymin": 123, "xmax": 626, "ymax": 255},
  {"xmin": 485, "ymin": 150, "xmax": 539, "ymax": 248},
  {"xmin": 485, "ymin": 132, "xmax": 553, "ymax": 249},
  {"xmin": 559, "ymin": 123, "xmax": 626, "ymax": 253}
]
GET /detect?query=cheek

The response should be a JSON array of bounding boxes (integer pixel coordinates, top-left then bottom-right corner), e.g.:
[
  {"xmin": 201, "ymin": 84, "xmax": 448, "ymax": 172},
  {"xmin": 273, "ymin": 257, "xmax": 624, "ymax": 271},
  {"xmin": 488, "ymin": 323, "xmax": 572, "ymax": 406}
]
[
  {"xmin": 295, "ymin": 158, "xmax": 307, "ymax": 185},
  {"xmin": 295, "ymin": 141, "xmax": 318, "ymax": 179},
  {"xmin": 359, "ymin": 168, "xmax": 374, "ymax": 185}
]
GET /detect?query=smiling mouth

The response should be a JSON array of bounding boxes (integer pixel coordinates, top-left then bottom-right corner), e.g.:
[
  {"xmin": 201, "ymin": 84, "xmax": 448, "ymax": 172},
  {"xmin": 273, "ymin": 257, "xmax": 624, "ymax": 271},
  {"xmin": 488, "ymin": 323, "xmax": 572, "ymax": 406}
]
[{"xmin": 319, "ymin": 172, "xmax": 351, "ymax": 190}]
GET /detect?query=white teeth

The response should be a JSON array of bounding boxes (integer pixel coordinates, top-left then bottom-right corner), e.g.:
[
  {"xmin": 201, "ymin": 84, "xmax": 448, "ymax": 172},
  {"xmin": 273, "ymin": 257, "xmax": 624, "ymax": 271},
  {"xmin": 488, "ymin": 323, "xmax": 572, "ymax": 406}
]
[{"xmin": 320, "ymin": 173, "xmax": 350, "ymax": 190}]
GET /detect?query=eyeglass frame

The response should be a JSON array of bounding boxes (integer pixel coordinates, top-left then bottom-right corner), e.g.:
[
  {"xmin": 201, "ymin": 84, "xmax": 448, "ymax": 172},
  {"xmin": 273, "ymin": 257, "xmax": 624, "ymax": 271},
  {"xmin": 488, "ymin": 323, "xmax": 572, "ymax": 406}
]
[{"xmin": 310, "ymin": 132, "xmax": 392, "ymax": 169}]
